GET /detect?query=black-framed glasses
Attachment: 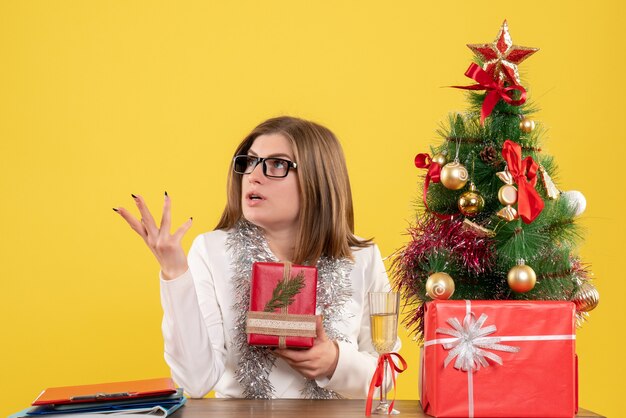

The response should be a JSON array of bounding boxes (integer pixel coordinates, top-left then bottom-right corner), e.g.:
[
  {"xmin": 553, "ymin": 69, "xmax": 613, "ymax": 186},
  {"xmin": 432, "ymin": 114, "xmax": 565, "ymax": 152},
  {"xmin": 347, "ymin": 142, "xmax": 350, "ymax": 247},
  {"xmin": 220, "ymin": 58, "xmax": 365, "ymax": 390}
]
[{"xmin": 233, "ymin": 155, "xmax": 298, "ymax": 178}]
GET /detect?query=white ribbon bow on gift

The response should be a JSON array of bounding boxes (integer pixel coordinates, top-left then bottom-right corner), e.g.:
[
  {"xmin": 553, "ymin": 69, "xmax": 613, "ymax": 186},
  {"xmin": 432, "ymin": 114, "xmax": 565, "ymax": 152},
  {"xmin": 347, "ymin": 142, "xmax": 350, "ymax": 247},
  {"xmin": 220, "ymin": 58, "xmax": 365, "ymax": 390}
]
[{"xmin": 436, "ymin": 312, "xmax": 520, "ymax": 372}]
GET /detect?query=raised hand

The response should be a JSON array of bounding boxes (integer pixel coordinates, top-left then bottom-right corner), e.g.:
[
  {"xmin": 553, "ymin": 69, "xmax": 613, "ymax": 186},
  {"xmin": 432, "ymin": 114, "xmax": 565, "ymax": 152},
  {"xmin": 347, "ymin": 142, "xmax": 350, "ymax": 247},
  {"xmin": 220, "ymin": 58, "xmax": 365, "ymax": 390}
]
[
  {"xmin": 114, "ymin": 192, "xmax": 193, "ymax": 280},
  {"xmin": 274, "ymin": 316, "xmax": 339, "ymax": 380}
]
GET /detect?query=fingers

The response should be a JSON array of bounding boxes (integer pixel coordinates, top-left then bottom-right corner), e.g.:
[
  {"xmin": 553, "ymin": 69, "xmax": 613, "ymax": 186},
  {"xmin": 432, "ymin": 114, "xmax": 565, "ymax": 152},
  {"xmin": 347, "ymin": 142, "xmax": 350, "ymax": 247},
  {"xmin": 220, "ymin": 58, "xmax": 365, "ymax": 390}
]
[
  {"xmin": 274, "ymin": 323, "xmax": 339, "ymax": 380},
  {"xmin": 114, "ymin": 193, "xmax": 192, "ymax": 244},
  {"xmin": 132, "ymin": 194, "xmax": 159, "ymax": 239},
  {"xmin": 276, "ymin": 316, "xmax": 326, "ymax": 361},
  {"xmin": 314, "ymin": 315, "xmax": 328, "ymax": 342},
  {"xmin": 173, "ymin": 217, "xmax": 193, "ymax": 242},
  {"xmin": 159, "ymin": 191, "xmax": 171, "ymax": 239},
  {"xmin": 275, "ymin": 348, "xmax": 326, "ymax": 380},
  {"xmin": 114, "ymin": 207, "xmax": 148, "ymax": 239},
  {"xmin": 275, "ymin": 351, "xmax": 316, "ymax": 377},
  {"xmin": 274, "ymin": 348, "xmax": 310, "ymax": 363}
]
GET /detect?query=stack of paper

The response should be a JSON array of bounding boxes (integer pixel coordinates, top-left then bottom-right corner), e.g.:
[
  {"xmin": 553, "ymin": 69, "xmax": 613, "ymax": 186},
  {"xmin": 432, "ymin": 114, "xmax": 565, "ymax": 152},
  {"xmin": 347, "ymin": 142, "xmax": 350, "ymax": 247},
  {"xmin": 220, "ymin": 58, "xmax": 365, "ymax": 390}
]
[{"xmin": 10, "ymin": 378, "xmax": 186, "ymax": 418}]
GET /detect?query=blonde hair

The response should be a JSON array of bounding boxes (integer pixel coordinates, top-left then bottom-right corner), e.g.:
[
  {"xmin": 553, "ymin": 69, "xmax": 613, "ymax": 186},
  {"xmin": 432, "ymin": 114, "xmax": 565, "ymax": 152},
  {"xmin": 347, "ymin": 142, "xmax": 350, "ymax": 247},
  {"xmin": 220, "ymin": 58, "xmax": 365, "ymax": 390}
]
[{"xmin": 215, "ymin": 116, "xmax": 371, "ymax": 264}]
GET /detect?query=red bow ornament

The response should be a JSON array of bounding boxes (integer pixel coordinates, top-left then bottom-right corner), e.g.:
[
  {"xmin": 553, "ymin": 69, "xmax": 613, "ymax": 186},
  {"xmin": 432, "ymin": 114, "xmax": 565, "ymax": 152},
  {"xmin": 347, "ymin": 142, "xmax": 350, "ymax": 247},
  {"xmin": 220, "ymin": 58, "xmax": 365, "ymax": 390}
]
[
  {"xmin": 501, "ymin": 139, "xmax": 544, "ymax": 223},
  {"xmin": 365, "ymin": 352, "xmax": 408, "ymax": 416},
  {"xmin": 453, "ymin": 63, "xmax": 527, "ymax": 125},
  {"xmin": 414, "ymin": 153, "xmax": 442, "ymax": 211}
]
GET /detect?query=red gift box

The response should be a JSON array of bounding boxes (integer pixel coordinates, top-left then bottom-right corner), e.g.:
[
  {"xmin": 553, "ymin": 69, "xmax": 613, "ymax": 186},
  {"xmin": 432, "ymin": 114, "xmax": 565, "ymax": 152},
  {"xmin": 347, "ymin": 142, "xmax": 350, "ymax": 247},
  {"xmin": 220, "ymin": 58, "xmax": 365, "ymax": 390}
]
[
  {"xmin": 246, "ymin": 262, "xmax": 318, "ymax": 349},
  {"xmin": 420, "ymin": 300, "xmax": 577, "ymax": 418}
]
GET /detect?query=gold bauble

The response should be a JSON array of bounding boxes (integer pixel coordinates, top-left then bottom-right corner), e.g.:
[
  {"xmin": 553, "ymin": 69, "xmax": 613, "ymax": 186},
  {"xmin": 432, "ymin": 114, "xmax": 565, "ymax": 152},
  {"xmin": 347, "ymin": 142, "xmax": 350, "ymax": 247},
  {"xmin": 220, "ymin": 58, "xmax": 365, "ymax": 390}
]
[
  {"xmin": 440, "ymin": 161, "xmax": 469, "ymax": 190},
  {"xmin": 498, "ymin": 184, "xmax": 518, "ymax": 206},
  {"xmin": 519, "ymin": 117, "xmax": 536, "ymax": 133},
  {"xmin": 573, "ymin": 282, "xmax": 600, "ymax": 312},
  {"xmin": 431, "ymin": 153, "xmax": 447, "ymax": 166},
  {"xmin": 458, "ymin": 183, "xmax": 485, "ymax": 217},
  {"xmin": 425, "ymin": 272, "xmax": 455, "ymax": 300},
  {"xmin": 507, "ymin": 262, "xmax": 537, "ymax": 293}
]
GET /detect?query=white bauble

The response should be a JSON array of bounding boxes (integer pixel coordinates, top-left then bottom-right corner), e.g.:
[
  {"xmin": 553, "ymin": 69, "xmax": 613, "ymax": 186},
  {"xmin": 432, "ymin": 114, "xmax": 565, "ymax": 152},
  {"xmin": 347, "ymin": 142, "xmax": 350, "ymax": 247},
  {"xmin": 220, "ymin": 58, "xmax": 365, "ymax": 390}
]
[{"xmin": 562, "ymin": 190, "xmax": 586, "ymax": 216}]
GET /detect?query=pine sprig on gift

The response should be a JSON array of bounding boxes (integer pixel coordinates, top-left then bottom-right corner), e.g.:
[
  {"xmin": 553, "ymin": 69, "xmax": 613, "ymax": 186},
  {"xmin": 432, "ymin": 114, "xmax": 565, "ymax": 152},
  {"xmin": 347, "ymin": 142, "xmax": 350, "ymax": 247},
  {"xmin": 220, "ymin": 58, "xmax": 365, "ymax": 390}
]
[{"xmin": 264, "ymin": 272, "xmax": 306, "ymax": 312}]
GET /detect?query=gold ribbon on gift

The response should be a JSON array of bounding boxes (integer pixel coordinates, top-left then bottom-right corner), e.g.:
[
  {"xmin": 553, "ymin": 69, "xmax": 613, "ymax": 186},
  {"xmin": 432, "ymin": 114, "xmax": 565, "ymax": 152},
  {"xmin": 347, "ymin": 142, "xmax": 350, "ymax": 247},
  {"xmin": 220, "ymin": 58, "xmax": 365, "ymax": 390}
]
[
  {"xmin": 246, "ymin": 311, "xmax": 317, "ymax": 340},
  {"xmin": 246, "ymin": 261, "xmax": 317, "ymax": 348}
]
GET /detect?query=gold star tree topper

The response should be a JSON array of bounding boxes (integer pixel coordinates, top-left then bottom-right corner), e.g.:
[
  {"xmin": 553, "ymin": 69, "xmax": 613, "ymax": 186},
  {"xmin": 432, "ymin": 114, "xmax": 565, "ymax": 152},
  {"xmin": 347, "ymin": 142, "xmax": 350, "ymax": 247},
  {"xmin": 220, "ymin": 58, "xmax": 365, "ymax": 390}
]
[{"xmin": 467, "ymin": 20, "xmax": 539, "ymax": 85}]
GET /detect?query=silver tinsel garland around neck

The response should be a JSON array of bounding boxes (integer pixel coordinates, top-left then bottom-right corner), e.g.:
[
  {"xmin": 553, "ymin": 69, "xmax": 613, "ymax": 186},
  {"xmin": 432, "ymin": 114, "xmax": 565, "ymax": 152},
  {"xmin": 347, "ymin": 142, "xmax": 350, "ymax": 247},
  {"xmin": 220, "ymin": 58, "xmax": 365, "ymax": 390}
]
[{"xmin": 227, "ymin": 220, "xmax": 354, "ymax": 399}]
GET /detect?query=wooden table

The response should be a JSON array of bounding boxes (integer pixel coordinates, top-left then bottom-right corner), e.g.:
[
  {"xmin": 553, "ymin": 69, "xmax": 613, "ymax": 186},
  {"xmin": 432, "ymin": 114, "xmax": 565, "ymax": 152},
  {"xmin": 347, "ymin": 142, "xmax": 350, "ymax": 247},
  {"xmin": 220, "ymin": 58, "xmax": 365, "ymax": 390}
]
[{"xmin": 175, "ymin": 399, "xmax": 604, "ymax": 417}]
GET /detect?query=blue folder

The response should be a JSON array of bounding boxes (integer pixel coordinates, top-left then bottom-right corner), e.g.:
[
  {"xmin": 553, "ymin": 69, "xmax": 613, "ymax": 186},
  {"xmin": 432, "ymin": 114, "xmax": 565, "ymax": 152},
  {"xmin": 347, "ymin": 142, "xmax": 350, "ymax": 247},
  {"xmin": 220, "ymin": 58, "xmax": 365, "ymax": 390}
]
[{"xmin": 9, "ymin": 390, "xmax": 186, "ymax": 418}]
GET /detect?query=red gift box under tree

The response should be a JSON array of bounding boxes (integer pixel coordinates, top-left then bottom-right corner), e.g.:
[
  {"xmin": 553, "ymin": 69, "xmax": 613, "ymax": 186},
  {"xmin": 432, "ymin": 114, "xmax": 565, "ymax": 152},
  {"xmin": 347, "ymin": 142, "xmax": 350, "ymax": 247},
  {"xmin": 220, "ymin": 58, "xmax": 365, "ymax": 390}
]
[{"xmin": 420, "ymin": 300, "xmax": 577, "ymax": 418}]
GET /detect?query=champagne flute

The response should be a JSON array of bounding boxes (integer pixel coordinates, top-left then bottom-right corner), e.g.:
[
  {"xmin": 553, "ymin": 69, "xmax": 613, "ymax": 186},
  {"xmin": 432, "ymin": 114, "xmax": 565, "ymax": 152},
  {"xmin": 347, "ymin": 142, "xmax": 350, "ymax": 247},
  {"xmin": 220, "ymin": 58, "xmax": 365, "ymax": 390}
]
[{"xmin": 369, "ymin": 291, "xmax": 400, "ymax": 415}]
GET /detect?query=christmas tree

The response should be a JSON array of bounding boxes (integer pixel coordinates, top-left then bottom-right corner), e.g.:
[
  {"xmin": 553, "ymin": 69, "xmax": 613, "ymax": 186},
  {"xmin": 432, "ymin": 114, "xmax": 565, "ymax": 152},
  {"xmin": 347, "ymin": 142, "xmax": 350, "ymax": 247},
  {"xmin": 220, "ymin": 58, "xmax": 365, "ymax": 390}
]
[{"xmin": 393, "ymin": 21, "xmax": 599, "ymax": 341}]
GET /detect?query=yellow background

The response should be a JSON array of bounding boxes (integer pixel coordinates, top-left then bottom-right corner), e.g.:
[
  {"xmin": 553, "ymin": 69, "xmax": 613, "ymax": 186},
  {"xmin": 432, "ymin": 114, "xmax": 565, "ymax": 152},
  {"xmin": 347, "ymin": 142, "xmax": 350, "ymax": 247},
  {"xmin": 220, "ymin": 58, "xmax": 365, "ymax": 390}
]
[{"xmin": 1, "ymin": 1, "xmax": 623, "ymax": 416}]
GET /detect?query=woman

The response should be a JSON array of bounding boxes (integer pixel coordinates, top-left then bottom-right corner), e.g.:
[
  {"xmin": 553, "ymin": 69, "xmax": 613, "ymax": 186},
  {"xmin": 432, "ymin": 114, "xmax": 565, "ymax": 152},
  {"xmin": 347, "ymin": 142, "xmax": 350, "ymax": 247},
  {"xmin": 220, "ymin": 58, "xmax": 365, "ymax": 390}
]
[{"xmin": 114, "ymin": 116, "xmax": 398, "ymax": 399}]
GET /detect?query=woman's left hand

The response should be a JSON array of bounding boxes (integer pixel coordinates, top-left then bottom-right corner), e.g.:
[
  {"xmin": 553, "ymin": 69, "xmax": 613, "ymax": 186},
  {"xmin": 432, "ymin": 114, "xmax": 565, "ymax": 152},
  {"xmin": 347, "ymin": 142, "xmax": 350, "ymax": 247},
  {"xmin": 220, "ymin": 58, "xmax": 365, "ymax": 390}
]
[{"xmin": 274, "ymin": 316, "xmax": 339, "ymax": 380}]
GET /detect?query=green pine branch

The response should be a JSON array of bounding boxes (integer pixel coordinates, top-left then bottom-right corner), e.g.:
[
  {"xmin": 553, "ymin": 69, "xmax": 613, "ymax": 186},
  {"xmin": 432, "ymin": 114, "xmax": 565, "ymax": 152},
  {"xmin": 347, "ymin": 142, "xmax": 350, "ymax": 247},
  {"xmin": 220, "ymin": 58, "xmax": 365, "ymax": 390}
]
[{"xmin": 263, "ymin": 271, "xmax": 306, "ymax": 312}]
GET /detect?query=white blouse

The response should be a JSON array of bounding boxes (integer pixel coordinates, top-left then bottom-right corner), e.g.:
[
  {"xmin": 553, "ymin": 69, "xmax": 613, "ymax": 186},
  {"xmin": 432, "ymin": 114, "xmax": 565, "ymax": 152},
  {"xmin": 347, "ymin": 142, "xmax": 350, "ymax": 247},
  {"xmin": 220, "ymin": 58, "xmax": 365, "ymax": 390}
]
[{"xmin": 159, "ymin": 229, "xmax": 399, "ymax": 398}]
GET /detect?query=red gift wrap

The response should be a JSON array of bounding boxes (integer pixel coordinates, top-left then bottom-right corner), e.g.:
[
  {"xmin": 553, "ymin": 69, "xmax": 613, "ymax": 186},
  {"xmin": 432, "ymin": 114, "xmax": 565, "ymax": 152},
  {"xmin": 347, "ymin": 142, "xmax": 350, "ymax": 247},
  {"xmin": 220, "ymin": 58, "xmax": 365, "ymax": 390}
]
[
  {"xmin": 420, "ymin": 300, "xmax": 577, "ymax": 418},
  {"xmin": 246, "ymin": 262, "xmax": 318, "ymax": 349}
]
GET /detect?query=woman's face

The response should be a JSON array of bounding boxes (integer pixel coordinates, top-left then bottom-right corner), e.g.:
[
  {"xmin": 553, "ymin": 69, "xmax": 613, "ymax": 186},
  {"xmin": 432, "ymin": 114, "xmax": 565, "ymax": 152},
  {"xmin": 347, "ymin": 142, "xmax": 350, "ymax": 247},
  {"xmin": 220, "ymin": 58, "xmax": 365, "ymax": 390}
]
[{"xmin": 241, "ymin": 133, "xmax": 301, "ymax": 235}]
